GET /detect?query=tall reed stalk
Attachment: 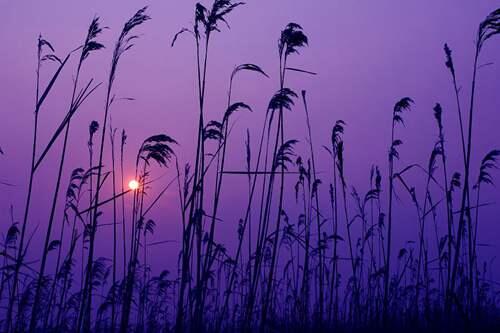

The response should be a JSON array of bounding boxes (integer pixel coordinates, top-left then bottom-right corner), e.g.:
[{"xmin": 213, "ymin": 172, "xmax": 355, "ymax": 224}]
[
  {"xmin": 301, "ymin": 90, "xmax": 324, "ymax": 321},
  {"xmin": 120, "ymin": 134, "xmax": 176, "ymax": 332},
  {"xmin": 383, "ymin": 97, "xmax": 413, "ymax": 323},
  {"xmin": 172, "ymin": 2, "xmax": 243, "ymax": 330},
  {"xmin": 120, "ymin": 130, "xmax": 128, "ymax": 279},
  {"xmin": 449, "ymin": 9, "xmax": 500, "ymax": 317},
  {"xmin": 78, "ymin": 8, "xmax": 150, "ymax": 332},
  {"xmin": 5, "ymin": 36, "xmax": 71, "ymax": 333},
  {"xmin": 249, "ymin": 23, "xmax": 308, "ymax": 332},
  {"xmin": 109, "ymin": 125, "xmax": 118, "ymax": 332},
  {"xmin": 29, "ymin": 19, "xmax": 104, "ymax": 333}
]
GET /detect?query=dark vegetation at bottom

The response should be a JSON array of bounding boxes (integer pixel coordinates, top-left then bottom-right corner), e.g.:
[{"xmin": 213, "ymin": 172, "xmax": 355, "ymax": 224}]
[{"xmin": 1, "ymin": 1, "xmax": 500, "ymax": 332}]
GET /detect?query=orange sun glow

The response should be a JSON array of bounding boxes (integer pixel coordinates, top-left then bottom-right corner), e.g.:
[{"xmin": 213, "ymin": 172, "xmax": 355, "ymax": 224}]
[{"xmin": 128, "ymin": 179, "xmax": 139, "ymax": 190}]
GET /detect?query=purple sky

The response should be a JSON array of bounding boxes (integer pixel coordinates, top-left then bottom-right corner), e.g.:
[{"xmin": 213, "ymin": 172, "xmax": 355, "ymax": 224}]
[{"xmin": 1, "ymin": 1, "xmax": 500, "ymax": 277}]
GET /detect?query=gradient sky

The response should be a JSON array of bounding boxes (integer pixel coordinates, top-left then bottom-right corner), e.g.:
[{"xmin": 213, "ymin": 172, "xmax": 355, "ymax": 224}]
[{"xmin": 1, "ymin": 1, "xmax": 499, "ymax": 277}]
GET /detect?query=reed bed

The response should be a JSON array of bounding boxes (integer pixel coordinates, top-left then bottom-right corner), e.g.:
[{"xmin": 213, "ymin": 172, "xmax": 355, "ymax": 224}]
[{"xmin": 0, "ymin": 2, "xmax": 500, "ymax": 333}]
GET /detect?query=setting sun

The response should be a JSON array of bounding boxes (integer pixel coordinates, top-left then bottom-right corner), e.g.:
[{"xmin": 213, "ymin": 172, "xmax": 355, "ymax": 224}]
[{"xmin": 128, "ymin": 179, "xmax": 139, "ymax": 191}]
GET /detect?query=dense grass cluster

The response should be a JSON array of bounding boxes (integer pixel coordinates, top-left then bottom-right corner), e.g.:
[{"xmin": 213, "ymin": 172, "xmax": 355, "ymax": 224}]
[{"xmin": 1, "ymin": 1, "xmax": 500, "ymax": 332}]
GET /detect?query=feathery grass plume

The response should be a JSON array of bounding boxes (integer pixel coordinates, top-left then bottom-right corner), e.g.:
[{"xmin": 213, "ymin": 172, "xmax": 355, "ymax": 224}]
[
  {"xmin": 109, "ymin": 7, "xmax": 150, "ymax": 86},
  {"xmin": 81, "ymin": 17, "xmax": 105, "ymax": 62},
  {"xmin": 428, "ymin": 143, "xmax": 442, "ymax": 176},
  {"xmin": 138, "ymin": 134, "xmax": 177, "ymax": 167},
  {"xmin": 197, "ymin": 0, "xmax": 245, "ymax": 34},
  {"xmin": 0, "ymin": 218, "xmax": 19, "ymax": 302},
  {"xmin": 444, "ymin": 44, "xmax": 455, "ymax": 77},
  {"xmin": 268, "ymin": 88, "xmax": 298, "ymax": 112},
  {"xmin": 88, "ymin": 121, "xmax": 99, "ymax": 145},
  {"xmin": 231, "ymin": 63, "xmax": 268, "ymax": 80},
  {"xmin": 476, "ymin": 9, "xmax": 500, "ymax": 52},
  {"xmin": 6, "ymin": 223, "xmax": 20, "ymax": 247},
  {"xmin": 273, "ymin": 139, "xmax": 298, "ymax": 171},
  {"xmin": 267, "ymin": 88, "xmax": 298, "ymax": 132},
  {"xmin": 66, "ymin": 168, "xmax": 85, "ymax": 210},
  {"xmin": 392, "ymin": 97, "xmax": 414, "ymax": 126},
  {"xmin": 222, "ymin": 102, "xmax": 252, "ymax": 124},
  {"xmin": 35, "ymin": 40, "xmax": 70, "ymax": 116},
  {"xmin": 336, "ymin": 141, "xmax": 345, "ymax": 185},
  {"xmin": 450, "ymin": 172, "xmax": 461, "ymax": 192},
  {"xmin": 279, "ymin": 23, "xmax": 309, "ymax": 57},
  {"xmin": 476, "ymin": 150, "xmax": 500, "ymax": 187},
  {"xmin": 433, "ymin": 103, "xmax": 443, "ymax": 134},
  {"xmin": 332, "ymin": 120, "xmax": 346, "ymax": 151},
  {"xmin": 203, "ymin": 120, "xmax": 224, "ymax": 142}
]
